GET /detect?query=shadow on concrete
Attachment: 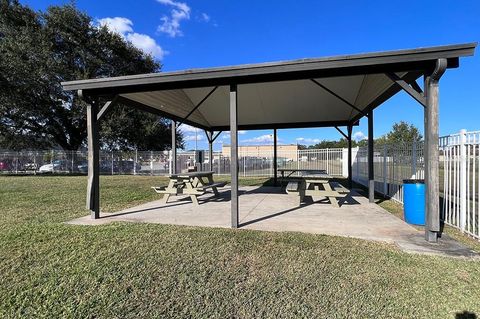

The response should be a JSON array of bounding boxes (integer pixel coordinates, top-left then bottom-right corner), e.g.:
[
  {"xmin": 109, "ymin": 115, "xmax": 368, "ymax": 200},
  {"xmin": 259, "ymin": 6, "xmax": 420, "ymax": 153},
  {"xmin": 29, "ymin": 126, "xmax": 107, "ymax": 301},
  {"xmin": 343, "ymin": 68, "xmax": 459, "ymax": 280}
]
[
  {"xmin": 238, "ymin": 189, "xmax": 360, "ymax": 227},
  {"xmin": 239, "ymin": 202, "xmax": 315, "ymax": 227},
  {"xmin": 102, "ymin": 200, "xmax": 192, "ymax": 218}
]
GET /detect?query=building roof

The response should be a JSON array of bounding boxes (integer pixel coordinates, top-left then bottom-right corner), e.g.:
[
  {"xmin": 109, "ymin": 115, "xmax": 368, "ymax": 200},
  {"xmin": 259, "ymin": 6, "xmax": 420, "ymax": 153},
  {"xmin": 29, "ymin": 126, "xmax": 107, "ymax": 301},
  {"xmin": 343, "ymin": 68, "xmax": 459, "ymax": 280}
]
[{"xmin": 62, "ymin": 43, "xmax": 476, "ymax": 131}]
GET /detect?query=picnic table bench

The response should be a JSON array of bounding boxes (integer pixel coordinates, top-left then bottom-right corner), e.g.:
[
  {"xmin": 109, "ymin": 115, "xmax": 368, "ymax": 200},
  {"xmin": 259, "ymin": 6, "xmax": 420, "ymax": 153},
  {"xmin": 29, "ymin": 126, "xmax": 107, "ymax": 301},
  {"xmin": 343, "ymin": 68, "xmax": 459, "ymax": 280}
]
[
  {"xmin": 285, "ymin": 173, "xmax": 349, "ymax": 208},
  {"xmin": 152, "ymin": 171, "xmax": 226, "ymax": 205}
]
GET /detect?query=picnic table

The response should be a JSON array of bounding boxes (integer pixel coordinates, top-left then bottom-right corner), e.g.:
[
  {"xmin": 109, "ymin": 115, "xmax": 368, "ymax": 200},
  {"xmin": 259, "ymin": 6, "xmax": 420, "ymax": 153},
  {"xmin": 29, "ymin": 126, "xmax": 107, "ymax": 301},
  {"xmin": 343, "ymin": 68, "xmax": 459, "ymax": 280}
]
[
  {"xmin": 278, "ymin": 168, "xmax": 327, "ymax": 179},
  {"xmin": 284, "ymin": 172, "xmax": 349, "ymax": 208},
  {"xmin": 152, "ymin": 171, "xmax": 226, "ymax": 205}
]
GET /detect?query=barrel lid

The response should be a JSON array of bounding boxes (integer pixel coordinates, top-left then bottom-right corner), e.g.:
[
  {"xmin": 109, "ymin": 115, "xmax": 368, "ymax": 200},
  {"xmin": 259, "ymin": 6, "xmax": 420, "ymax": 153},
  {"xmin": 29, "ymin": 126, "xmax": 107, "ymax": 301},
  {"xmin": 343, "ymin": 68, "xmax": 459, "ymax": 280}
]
[{"xmin": 403, "ymin": 179, "xmax": 425, "ymax": 184}]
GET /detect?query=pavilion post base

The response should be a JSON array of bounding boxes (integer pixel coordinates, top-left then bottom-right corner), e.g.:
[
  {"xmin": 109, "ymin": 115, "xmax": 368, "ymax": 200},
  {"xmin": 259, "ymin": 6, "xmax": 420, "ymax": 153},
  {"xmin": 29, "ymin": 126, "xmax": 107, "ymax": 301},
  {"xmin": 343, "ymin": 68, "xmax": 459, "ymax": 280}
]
[
  {"xmin": 368, "ymin": 180, "xmax": 375, "ymax": 203},
  {"xmin": 425, "ymin": 230, "xmax": 438, "ymax": 243}
]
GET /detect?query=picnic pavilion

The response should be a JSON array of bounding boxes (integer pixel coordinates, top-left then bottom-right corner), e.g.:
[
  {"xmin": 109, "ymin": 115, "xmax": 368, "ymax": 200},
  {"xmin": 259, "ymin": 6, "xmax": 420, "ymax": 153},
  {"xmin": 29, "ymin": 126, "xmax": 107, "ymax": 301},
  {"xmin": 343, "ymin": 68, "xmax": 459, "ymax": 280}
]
[{"xmin": 62, "ymin": 43, "xmax": 476, "ymax": 243}]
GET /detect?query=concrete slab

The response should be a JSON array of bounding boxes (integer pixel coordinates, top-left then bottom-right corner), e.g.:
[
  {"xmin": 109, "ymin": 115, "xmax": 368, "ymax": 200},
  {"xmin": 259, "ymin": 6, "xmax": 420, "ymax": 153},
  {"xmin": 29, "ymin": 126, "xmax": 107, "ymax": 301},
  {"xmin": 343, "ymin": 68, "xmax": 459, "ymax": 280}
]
[{"xmin": 68, "ymin": 186, "xmax": 478, "ymax": 259}]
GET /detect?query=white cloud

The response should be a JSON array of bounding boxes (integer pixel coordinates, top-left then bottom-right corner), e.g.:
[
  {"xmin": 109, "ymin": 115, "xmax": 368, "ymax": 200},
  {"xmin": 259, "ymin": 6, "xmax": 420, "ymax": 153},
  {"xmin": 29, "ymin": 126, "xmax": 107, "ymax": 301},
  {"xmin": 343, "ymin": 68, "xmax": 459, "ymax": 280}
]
[
  {"xmin": 98, "ymin": 17, "xmax": 166, "ymax": 59},
  {"xmin": 97, "ymin": 17, "xmax": 133, "ymax": 34},
  {"xmin": 200, "ymin": 13, "xmax": 210, "ymax": 22},
  {"xmin": 238, "ymin": 130, "xmax": 247, "ymax": 135},
  {"xmin": 156, "ymin": 0, "xmax": 191, "ymax": 37},
  {"xmin": 184, "ymin": 134, "xmax": 204, "ymax": 142},
  {"xmin": 353, "ymin": 131, "xmax": 367, "ymax": 141},
  {"xmin": 242, "ymin": 134, "xmax": 278, "ymax": 144},
  {"xmin": 125, "ymin": 33, "xmax": 166, "ymax": 59},
  {"xmin": 295, "ymin": 137, "xmax": 321, "ymax": 144},
  {"xmin": 178, "ymin": 124, "xmax": 199, "ymax": 133}
]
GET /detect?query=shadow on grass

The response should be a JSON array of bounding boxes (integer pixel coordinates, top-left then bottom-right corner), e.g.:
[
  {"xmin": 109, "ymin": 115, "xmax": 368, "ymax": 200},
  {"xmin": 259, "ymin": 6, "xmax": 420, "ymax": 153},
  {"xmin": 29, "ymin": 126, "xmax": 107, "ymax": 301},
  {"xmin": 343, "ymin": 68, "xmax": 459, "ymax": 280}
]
[{"xmin": 456, "ymin": 311, "xmax": 477, "ymax": 319}]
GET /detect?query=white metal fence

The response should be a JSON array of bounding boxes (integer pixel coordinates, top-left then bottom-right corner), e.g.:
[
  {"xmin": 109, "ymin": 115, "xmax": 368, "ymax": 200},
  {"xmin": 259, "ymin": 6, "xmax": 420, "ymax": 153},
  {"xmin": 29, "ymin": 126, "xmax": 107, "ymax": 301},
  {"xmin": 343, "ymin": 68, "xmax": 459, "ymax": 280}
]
[
  {"xmin": 350, "ymin": 129, "xmax": 480, "ymax": 240},
  {"xmin": 2, "ymin": 131, "xmax": 478, "ymax": 239},
  {"xmin": 440, "ymin": 130, "xmax": 480, "ymax": 239}
]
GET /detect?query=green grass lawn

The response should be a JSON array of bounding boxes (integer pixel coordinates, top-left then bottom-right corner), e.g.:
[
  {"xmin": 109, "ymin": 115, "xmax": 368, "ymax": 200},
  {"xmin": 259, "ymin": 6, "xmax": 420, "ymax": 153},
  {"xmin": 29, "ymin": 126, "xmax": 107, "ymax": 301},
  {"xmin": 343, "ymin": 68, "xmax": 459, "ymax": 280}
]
[{"xmin": 1, "ymin": 175, "xmax": 480, "ymax": 318}]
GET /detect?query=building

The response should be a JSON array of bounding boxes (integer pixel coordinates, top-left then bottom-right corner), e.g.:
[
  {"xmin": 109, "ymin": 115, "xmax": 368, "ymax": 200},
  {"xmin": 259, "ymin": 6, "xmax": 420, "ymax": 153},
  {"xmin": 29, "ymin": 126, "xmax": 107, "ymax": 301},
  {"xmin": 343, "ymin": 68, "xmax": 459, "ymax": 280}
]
[{"xmin": 222, "ymin": 144, "xmax": 298, "ymax": 161}]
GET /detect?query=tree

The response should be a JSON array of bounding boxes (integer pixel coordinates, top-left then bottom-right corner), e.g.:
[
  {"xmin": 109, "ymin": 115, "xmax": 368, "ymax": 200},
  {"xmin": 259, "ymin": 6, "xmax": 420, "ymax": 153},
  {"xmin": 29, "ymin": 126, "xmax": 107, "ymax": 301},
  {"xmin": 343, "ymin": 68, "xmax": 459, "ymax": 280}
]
[
  {"xmin": 379, "ymin": 121, "xmax": 423, "ymax": 146},
  {"xmin": 0, "ymin": 1, "xmax": 182, "ymax": 150}
]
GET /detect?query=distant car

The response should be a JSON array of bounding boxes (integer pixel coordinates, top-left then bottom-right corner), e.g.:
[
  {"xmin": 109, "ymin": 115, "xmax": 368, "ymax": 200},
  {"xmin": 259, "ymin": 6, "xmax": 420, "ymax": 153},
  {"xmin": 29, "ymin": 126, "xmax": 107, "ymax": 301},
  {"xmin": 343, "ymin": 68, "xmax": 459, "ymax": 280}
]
[
  {"xmin": 77, "ymin": 161, "xmax": 88, "ymax": 173},
  {"xmin": 38, "ymin": 160, "xmax": 67, "ymax": 173},
  {"xmin": 76, "ymin": 160, "xmax": 141, "ymax": 174},
  {"xmin": 23, "ymin": 163, "xmax": 38, "ymax": 171},
  {"xmin": 0, "ymin": 160, "xmax": 10, "ymax": 171}
]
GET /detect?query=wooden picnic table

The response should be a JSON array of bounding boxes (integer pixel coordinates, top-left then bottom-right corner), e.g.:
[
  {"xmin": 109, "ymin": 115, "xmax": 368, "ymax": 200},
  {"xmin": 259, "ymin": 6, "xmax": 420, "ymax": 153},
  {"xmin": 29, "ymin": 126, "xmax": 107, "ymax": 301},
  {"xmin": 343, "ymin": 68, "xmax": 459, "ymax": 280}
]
[
  {"xmin": 278, "ymin": 168, "xmax": 328, "ymax": 179},
  {"xmin": 277, "ymin": 168, "xmax": 328, "ymax": 187},
  {"xmin": 284, "ymin": 173, "xmax": 348, "ymax": 208},
  {"xmin": 152, "ymin": 171, "xmax": 226, "ymax": 205}
]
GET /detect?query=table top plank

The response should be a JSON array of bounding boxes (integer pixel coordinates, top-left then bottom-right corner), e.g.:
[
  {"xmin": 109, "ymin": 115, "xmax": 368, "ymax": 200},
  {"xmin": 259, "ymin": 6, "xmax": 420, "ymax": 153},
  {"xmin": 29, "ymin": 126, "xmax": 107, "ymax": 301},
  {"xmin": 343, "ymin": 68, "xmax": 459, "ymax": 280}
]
[
  {"xmin": 277, "ymin": 168, "xmax": 327, "ymax": 173},
  {"xmin": 170, "ymin": 171, "xmax": 215, "ymax": 178},
  {"xmin": 302, "ymin": 173, "xmax": 333, "ymax": 179}
]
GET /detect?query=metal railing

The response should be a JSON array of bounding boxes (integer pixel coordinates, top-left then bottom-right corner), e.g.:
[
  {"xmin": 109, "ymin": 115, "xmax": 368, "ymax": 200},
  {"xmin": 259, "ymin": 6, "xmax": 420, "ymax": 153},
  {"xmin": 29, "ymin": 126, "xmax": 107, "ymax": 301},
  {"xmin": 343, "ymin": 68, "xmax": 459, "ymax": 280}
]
[
  {"xmin": 440, "ymin": 130, "xmax": 480, "ymax": 239},
  {"xmin": 2, "ymin": 131, "xmax": 479, "ymax": 240}
]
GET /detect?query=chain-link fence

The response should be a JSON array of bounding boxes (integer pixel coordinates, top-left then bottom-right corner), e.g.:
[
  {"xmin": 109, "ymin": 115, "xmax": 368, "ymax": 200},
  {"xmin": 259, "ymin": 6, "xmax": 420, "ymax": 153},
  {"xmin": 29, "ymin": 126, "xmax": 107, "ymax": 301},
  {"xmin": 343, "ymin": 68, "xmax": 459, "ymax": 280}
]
[{"xmin": 0, "ymin": 148, "xmax": 344, "ymax": 177}]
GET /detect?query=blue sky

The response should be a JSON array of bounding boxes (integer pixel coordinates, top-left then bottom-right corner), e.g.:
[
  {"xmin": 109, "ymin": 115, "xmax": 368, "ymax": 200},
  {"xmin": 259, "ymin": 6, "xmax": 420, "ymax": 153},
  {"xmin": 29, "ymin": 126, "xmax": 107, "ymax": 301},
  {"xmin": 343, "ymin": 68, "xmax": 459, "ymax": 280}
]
[{"xmin": 23, "ymin": 0, "xmax": 480, "ymax": 150}]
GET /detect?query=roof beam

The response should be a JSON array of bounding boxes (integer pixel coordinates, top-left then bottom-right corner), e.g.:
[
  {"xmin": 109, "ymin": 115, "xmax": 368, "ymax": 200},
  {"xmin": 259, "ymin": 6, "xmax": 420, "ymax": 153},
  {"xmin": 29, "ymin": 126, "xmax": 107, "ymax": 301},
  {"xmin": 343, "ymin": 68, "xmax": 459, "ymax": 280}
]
[
  {"xmin": 410, "ymin": 81, "xmax": 423, "ymax": 95},
  {"xmin": 335, "ymin": 126, "xmax": 348, "ymax": 139},
  {"xmin": 116, "ymin": 96, "xmax": 211, "ymax": 131},
  {"xmin": 177, "ymin": 86, "xmax": 218, "ymax": 127},
  {"xmin": 204, "ymin": 130, "xmax": 223, "ymax": 143},
  {"xmin": 349, "ymin": 71, "xmax": 423, "ymax": 124},
  {"xmin": 310, "ymin": 79, "xmax": 368, "ymax": 117},
  {"xmin": 97, "ymin": 96, "xmax": 118, "ymax": 121},
  {"xmin": 385, "ymin": 73, "xmax": 427, "ymax": 107},
  {"xmin": 211, "ymin": 120, "xmax": 358, "ymax": 131},
  {"xmin": 212, "ymin": 131, "xmax": 222, "ymax": 142}
]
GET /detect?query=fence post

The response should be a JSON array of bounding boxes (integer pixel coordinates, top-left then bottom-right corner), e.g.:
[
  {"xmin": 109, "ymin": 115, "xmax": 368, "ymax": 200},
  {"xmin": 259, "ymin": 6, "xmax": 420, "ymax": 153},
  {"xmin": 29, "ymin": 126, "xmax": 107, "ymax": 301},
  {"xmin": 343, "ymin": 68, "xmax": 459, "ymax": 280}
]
[
  {"xmin": 134, "ymin": 149, "xmax": 138, "ymax": 175},
  {"xmin": 326, "ymin": 148, "xmax": 329, "ymax": 174},
  {"xmin": 150, "ymin": 151, "xmax": 154, "ymax": 176},
  {"xmin": 15, "ymin": 152, "xmax": 18, "ymax": 174},
  {"xmin": 342, "ymin": 148, "xmax": 348, "ymax": 177},
  {"xmin": 51, "ymin": 150, "xmax": 54, "ymax": 174},
  {"xmin": 383, "ymin": 145, "xmax": 387, "ymax": 196},
  {"xmin": 460, "ymin": 129, "xmax": 467, "ymax": 232},
  {"xmin": 411, "ymin": 140, "xmax": 417, "ymax": 179}
]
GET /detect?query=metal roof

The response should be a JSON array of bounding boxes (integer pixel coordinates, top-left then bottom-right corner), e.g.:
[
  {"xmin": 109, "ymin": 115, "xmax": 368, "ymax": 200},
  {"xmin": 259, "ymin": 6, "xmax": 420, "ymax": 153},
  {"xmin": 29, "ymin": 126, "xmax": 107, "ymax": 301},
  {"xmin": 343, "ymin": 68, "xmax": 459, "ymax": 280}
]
[{"xmin": 62, "ymin": 43, "xmax": 476, "ymax": 131}]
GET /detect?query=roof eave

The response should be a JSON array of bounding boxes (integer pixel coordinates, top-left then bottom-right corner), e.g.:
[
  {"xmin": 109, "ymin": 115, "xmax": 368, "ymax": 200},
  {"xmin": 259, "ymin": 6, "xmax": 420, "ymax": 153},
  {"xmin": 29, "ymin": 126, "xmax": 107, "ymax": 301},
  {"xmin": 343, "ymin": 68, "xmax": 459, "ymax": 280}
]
[{"xmin": 61, "ymin": 43, "xmax": 477, "ymax": 95}]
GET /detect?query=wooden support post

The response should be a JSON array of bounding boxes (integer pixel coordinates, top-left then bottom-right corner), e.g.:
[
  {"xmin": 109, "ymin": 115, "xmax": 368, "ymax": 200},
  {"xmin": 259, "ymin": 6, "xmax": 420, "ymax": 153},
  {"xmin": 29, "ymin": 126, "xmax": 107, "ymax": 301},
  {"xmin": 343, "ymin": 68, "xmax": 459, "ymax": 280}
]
[
  {"xmin": 207, "ymin": 131, "xmax": 214, "ymax": 171},
  {"xmin": 171, "ymin": 120, "xmax": 177, "ymax": 174},
  {"xmin": 368, "ymin": 110, "xmax": 374, "ymax": 203},
  {"xmin": 86, "ymin": 98, "xmax": 100, "ymax": 219},
  {"xmin": 424, "ymin": 58, "xmax": 447, "ymax": 242},
  {"xmin": 230, "ymin": 84, "xmax": 239, "ymax": 228},
  {"xmin": 347, "ymin": 125, "xmax": 353, "ymax": 189},
  {"xmin": 273, "ymin": 129, "xmax": 278, "ymax": 186}
]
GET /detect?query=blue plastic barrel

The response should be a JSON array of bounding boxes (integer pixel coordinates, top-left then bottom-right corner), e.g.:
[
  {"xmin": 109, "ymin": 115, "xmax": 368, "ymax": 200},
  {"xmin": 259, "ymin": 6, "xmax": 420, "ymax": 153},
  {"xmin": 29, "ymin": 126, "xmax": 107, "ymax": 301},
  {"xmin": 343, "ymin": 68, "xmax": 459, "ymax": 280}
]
[{"xmin": 403, "ymin": 179, "xmax": 425, "ymax": 225}]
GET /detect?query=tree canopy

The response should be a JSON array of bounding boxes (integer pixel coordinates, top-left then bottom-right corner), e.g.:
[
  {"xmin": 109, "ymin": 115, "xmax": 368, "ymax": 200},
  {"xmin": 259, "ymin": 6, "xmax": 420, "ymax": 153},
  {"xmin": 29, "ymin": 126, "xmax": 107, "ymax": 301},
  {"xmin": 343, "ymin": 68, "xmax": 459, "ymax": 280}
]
[
  {"xmin": 301, "ymin": 121, "xmax": 422, "ymax": 149},
  {"xmin": 0, "ymin": 0, "xmax": 183, "ymax": 150}
]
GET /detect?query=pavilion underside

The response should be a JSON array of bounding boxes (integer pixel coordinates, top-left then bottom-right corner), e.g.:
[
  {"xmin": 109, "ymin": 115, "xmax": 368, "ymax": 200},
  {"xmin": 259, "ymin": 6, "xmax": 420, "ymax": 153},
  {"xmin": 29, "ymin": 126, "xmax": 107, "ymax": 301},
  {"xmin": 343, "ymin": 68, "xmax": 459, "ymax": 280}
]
[{"xmin": 62, "ymin": 43, "xmax": 476, "ymax": 242}]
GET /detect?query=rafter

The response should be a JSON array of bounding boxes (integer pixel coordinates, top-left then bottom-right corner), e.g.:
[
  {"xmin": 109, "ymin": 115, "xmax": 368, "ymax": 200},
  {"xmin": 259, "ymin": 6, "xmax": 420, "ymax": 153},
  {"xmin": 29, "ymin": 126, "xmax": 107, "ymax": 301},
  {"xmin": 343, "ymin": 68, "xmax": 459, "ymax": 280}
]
[
  {"xmin": 177, "ymin": 86, "xmax": 218, "ymax": 127},
  {"xmin": 334, "ymin": 126, "xmax": 348, "ymax": 139},
  {"xmin": 310, "ymin": 79, "xmax": 368, "ymax": 117}
]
